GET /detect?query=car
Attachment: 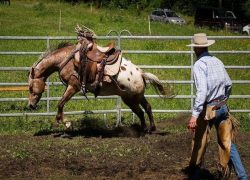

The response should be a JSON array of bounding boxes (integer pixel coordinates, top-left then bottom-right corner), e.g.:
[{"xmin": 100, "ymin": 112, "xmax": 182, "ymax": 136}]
[
  {"xmin": 194, "ymin": 6, "xmax": 242, "ymax": 32},
  {"xmin": 150, "ymin": 9, "xmax": 186, "ymax": 25},
  {"xmin": 242, "ymin": 24, "xmax": 250, "ymax": 35}
]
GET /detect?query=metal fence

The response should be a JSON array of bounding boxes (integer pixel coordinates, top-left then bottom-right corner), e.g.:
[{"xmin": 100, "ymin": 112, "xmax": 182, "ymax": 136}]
[{"xmin": 0, "ymin": 35, "xmax": 250, "ymax": 125}]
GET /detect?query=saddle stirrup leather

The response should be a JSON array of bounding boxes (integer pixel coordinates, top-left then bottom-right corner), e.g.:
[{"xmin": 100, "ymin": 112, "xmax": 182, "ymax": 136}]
[
  {"xmin": 91, "ymin": 58, "xmax": 106, "ymax": 86},
  {"xmin": 79, "ymin": 46, "xmax": 89, "ymax": 98}
]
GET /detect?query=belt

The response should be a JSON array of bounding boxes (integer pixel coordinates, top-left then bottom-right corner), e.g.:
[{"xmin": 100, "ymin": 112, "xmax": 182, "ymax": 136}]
[
  {"xmin": 207, "ymin": 98, "xmax": 227, "ymax": 110},
  {"xmin": 212, "ymin": 101, "xmax": 226, "ymax": 110}
]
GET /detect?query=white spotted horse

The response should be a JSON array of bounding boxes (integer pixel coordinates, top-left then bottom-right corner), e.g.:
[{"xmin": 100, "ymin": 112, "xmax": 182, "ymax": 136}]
[{"xmin": 28, "ymin": 26, "xmax": 167, "ymax": 133}]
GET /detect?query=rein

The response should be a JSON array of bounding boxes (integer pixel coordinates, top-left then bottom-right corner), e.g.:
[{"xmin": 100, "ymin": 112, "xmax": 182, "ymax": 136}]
[
  {"xmin": 59, "ymin": 41, "xmax": 90, "ymax": 73},
  {"xmin": 59, "ymin": 47, "xmax": 80, "ymax": 73}
]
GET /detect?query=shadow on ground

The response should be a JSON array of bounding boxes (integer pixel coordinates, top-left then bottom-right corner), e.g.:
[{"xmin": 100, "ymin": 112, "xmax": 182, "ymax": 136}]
[
  {"xmin": 181, "ymin": 166, "xmax": 217, "ymax": 180},
  {"xmin": 34, "ymin": 118, "xmax": 170, "ymax": 138}
]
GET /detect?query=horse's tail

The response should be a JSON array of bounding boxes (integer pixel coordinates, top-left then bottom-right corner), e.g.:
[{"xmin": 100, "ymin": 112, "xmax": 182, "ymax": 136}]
[{"xmin": 142, "ymin": 72, "xmax": 167, "ymax": 96}]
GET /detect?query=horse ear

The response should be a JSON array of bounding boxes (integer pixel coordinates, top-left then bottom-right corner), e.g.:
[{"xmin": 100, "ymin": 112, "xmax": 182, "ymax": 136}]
[{"xmin": 30, "ymin": 67, "xmax": 35, "ymax": 79}]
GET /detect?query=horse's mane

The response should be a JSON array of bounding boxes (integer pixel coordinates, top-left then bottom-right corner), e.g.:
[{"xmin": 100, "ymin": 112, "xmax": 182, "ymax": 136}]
[
  {"xmin": 56, "ymin": 42, "xmax": 74, "ymax": 49},
  {"xmin": 33, "ymin": 42, "xmax": 74, "ymax": 68}
]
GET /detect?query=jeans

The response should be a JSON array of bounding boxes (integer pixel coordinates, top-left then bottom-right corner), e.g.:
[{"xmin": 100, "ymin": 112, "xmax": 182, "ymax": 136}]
[
  {"xmin": 214, "ymin": 104, "xmax": 248, "ymax": 180},
  {"xmin": 230, "ymin": 143, "xmax": 248, "ymax": 180}
]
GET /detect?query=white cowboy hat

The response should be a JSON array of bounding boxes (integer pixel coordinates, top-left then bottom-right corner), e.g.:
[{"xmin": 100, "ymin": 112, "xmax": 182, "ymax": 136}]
[{"xmin": 187, "ymin": 33, "xmax": 215, "ymax": 47}]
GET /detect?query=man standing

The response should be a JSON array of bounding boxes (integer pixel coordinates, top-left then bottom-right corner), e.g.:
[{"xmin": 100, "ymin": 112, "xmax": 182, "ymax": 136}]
[{"xmin": 186, "ymin": 33, "xmax": 248, "ymax": 179}]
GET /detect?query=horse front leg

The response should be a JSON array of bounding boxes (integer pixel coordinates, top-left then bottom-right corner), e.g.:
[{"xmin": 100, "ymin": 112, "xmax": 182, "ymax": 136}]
[{"xmin": 56, "ymin": 84, "xmax": 79, "ymax": 124}]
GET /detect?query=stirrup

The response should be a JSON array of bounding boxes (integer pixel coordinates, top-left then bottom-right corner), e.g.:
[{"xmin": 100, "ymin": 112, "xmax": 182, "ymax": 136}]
[
  {"xmin": 81, "ymin": 84, "xmax": 86, "ymax": 93},
  {"xmin": 81, "ymin": 84, "xmax": 89, "ymax": 100}
]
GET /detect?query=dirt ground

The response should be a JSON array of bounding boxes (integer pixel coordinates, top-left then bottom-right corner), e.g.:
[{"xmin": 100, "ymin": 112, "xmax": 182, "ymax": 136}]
[{"xmin": 0, "ymin": 117, "xmax": 249, "ymax": 179}]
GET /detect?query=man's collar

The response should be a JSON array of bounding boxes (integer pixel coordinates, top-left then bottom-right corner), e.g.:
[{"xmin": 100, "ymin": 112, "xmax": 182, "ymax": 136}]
[{"xmin": 197, "ymin": 51, "xmax": 211, "ymax": 60}]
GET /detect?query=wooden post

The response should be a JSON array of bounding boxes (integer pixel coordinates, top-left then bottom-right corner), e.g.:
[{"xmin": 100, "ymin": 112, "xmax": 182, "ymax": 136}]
[
  {"xmin": 59, "ymin": 0, "xmax": 61, "ymax": 32},
  {"xmin": 91, "ymin": 1, "xmax": 93, "ymax": 13},
  {"xmin": 148, "ymin": 16, "xmax": 151, "ymax": 35}
]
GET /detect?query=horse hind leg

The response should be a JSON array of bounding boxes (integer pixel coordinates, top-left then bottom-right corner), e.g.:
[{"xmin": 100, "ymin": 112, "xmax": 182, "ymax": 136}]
[
  {"xmin": 140, "ymin": 96, "xmax": 156, "ymax": 132},
  {"xmin": 121, "ymin": 97, "xmax": 148, "ymax": 132}
]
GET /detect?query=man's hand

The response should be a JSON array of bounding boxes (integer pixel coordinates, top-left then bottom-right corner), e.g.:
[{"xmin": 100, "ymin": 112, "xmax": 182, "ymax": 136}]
[{"xmin": 187, "ymin": 116, "xmax": 197, "ymax": 132}]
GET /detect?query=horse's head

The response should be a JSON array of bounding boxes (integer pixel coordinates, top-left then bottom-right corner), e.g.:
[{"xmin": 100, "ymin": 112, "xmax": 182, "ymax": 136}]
[{"xmin": 28, "ymin": 68, "xmax": 45, "ymax": 110}]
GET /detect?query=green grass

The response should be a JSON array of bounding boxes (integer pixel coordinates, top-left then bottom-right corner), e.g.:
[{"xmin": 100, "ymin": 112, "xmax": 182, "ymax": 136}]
[{"xmin": 0, "ymin": 1, "xmax": 249, "ymax": 133}]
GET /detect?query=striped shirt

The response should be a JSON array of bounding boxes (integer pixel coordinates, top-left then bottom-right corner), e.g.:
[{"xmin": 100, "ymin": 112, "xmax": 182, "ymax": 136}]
[{"xmin": 192, "ymin": 52, "xmax": 232, "ymax": 118}]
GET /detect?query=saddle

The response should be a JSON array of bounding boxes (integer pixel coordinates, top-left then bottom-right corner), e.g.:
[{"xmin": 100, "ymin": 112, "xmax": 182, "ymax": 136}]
[
  {"xmin": 96, "ymin": 41, "xmax": 115, "ymax": 53},
  {"xmin": 74, "ymin": 40, "xmax": 122, "ymax": 95},
  {"xmin": 86, "ymin": 42, "xmax": 121, "ymax": 65}
]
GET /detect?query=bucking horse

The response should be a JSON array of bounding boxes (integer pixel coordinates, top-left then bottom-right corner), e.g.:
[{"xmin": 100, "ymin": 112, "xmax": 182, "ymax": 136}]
[{"xmin": 28, "ymin": 25, "xmax": 168, "ymax": 133}]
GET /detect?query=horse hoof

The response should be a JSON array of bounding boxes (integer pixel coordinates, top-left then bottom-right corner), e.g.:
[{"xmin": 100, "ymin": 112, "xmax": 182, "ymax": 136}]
[{"xmin": 142, "ymin": 127, "xmax": 152, "ymax": 134}]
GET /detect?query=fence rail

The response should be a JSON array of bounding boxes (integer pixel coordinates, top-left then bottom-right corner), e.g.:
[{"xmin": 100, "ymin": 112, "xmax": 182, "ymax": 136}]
[{"xmin": 0, "ymin": 35, "xmax": 250, "ymax": 124}]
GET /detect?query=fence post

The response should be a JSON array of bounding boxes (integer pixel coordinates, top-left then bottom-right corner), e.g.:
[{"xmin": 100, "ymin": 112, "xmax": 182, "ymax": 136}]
[
  {"xmin": 190, "ymin": 38, "xmax": 194, "ymax": 112},
  {"xmin": 116, "ymin": 32, "xmax": 122, "ymax": 126},
  {"xmin": 148, "ymin": 16, "xmax": 151, "ymax": 35},
  {"xmin": 46, "ymin": 38, "xmax": 50, "ymax": 113},
  {"xmin": 106, "ymin": 30, "xmax": 122, "ymax": 126},
  {"xmin": 115, "ymin": 30, "xmax": 132, "ymax": 126}
]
